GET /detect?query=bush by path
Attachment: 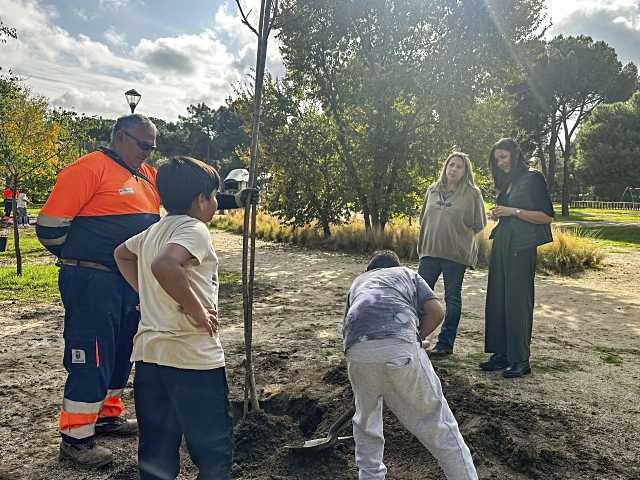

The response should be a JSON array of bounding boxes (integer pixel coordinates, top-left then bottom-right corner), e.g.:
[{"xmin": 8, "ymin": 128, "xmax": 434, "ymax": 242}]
[{"xmin": 211, "ymin": 211, "xmax": 606, "ymax": 275}]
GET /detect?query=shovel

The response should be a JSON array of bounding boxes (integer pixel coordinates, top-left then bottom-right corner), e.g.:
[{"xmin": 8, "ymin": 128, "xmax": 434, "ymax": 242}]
[{"xmin": 287, "ymin": 406, "xmax": 356, "ymax": 453}]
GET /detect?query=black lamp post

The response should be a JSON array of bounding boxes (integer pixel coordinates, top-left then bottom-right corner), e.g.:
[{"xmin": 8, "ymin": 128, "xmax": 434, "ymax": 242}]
[{"xmin": 125, "ymin": 89, "xmax": 141, "ymax": 113}]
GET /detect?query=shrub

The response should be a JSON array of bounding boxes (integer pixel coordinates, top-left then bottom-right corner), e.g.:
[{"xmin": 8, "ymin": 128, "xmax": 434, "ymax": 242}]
[
  {"xmin": 210, "ymin": 211, "xmax": 605, "ymax": 275},
  {"xmin": 538, "ymin": 226, "xmax": 606, "ymax": 274}
]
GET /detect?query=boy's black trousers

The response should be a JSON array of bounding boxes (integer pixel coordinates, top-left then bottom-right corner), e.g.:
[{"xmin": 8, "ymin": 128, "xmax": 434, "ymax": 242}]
[{"xmin": 134, "ymin": 361, "xmax": 233, "ymax": 480}]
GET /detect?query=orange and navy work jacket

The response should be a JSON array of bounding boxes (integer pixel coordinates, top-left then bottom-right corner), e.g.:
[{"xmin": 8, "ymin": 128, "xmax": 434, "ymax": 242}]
[{"xmin": 36, "ymin": 150, "xmax": 160, "ymax": 269}]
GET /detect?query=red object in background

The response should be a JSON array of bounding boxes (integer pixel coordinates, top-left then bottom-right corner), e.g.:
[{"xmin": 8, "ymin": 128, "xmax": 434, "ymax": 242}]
[{"xmin": 3, "ymin": 187, "xmax": 19, "ymax": 199}]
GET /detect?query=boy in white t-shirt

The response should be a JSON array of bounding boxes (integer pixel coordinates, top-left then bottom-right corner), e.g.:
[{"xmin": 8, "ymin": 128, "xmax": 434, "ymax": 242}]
[{"xmin": 114, "ymin": 156, "xmax": 231, "ymax": 480}]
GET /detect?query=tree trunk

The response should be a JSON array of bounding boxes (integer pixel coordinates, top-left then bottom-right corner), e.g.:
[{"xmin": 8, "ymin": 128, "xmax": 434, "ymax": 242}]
[
  {"xmin": 535, "ymin": 133, "xmax": 547, "ymax": 179},
  {"xmin": 321, "ymin": 82, "xmax": 370, "ymax": 231},
  {"xmin": 362, "ymin": 200, "xmax": 371, "ymax": 231},
  {"xmin": 321, "ymin": 218, "xmax": 331, "ymax": 239},
  {"xmin": 241, "ymin": 0, "xmax": 273, "ymax": 416},
  {"xmin": 10, "ymin": 177, "xmax": 21, "ymax": 275},
  {"xmin": 561, "ymin": 136, "xmax": 571, "ymax": 218},
  {"xmin": 547, "ymin": 132, "xmax": 558, "ymax": 194}
]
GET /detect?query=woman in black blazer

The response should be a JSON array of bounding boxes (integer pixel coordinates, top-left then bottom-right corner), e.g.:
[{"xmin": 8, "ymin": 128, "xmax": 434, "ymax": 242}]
[{"xmin": 480, "ymin": 138, "xmax": 554, "ymax": 378}]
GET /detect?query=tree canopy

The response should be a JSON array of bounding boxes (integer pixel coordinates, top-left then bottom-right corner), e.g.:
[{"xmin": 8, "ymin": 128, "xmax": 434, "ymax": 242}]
[
  {"xmin": 511, "ymin": 35, "xmax": 638, "ymax": 214},
  {"xmin": 576, "ymin": 91, "xmax": 640, "ymax": 200}
]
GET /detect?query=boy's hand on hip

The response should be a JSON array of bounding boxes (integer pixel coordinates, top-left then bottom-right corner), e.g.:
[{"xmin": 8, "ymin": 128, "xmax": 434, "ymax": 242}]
[{"xmin": 179, "ymin": 305, "xmax": 219, "ymax": 336}]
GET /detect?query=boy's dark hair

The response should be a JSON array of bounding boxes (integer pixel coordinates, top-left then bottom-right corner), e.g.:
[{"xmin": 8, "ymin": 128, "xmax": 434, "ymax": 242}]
[
  {"xmin": 366, "ymin": 250, "xmax": 401, "ymax": 271},
  {"xmin": 156, "ymin": 156, "xmax": 220, "ymax": 214}
]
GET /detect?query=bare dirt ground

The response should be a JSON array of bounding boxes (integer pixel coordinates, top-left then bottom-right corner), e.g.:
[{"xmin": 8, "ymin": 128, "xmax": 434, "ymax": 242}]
[{"xmin": 1, "ymin": 230, "xmax": 639, "ymax": 480}]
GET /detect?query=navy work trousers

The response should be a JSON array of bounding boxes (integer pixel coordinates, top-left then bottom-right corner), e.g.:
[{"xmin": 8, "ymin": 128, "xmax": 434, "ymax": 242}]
[{"xmin": 59, "ymin": 266, "xmax": 140, "ymax": 443}]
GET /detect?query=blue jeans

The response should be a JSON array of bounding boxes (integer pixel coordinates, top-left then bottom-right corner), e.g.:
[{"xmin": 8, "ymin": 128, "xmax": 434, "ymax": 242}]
[{"xmin": 418, "ymin": 256, "xmax": 466, "ymax": 351}]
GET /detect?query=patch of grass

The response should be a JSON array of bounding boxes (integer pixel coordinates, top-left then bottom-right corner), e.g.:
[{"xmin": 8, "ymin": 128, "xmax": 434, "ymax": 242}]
[
  {"xmin": 0, "ymin": 264, "xmax": 241, "ymax": 303},
  {"xmin": 430, "ymin": 351, "xmax": 486, "ymax": 370},
  {"xmin": 601, "ymin": 353, "xmax": 624, "ymax": 365},
  {"xmin": 557, "ymin": 207, "xmax": 640, "ymax": 223},
  {"xmin": 594, "ymin": 346, "xmax": 640, "ymax": 356},
  {"xmin": 576, "ymin": 226, "xmax": 640, "ymax": 250},
  {"xmin": 0, "ymin": 227, "xmax": 51, "ymax": 262},
  {"xmin": 530, "ymin": 358, "xmax": 585, "ymax": 374},
  {"xmin": 220, "ymin": 270, "xmax": 241, "ymax": 286},
  {"xmin": 0, "ymin": 264, "xmax": 60, "ymax": 301}
]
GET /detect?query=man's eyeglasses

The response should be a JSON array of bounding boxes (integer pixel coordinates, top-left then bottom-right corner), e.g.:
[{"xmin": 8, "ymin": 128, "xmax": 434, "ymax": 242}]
[{"xmin": 123, "ymin": 131, "xmax": 156, "ymax": 152}]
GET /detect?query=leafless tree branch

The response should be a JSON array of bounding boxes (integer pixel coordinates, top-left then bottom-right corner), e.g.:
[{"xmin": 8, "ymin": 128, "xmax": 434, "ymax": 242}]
[{"xmin": 234, "ymin": 0, "xmax": 259, "ymax": 36}]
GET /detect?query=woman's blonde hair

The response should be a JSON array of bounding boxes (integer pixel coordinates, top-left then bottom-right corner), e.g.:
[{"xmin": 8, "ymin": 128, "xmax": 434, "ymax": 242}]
[{"xmin": 433, "ymin": 151, "xmax": 477, "ymax": 194}]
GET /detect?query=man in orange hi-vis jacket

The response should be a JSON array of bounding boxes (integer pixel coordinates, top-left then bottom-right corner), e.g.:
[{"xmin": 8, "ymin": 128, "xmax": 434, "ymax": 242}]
[{"xmin": 37, "ymin": 114, "xmax": 257, "ymax": 468}]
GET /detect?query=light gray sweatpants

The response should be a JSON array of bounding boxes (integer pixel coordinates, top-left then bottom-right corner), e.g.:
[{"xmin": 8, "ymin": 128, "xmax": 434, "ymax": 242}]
[{"xmin": 346, "ymin": 338, "xmax": 478, "ymax": 480}]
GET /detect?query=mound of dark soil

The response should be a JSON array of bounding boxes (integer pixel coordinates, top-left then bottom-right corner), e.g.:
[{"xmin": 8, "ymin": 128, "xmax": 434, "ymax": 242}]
[
  {"xmin": 321, "ymin": 359, "xmax": 349, "ymax": 386},
  {"xmin": 230, "ymin": 364, "xmax": 640, "ymax": 480},
  {"xmin": 233, "ymin": 410, "xmax": 304, "ymax": 466}
]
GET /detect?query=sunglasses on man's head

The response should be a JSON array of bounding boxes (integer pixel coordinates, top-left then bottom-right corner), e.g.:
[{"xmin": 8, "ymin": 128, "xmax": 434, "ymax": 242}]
[{"xmin": 123, "ymin": 130, "xmax": 156, "ymax": 152}]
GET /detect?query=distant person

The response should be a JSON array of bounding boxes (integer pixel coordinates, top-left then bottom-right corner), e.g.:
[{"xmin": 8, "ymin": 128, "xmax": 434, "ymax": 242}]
[
  {"xmin": 417, "ymin": 152, "xmax": 486, "ymax": 356},
  {"xmin": 114, "ymin": 157, "xmax": 232, "ymax": 480},
  {"xmin": 36, "ymin": 114, "xmax": 256, "ymax": 468},
  {"xmin": 17, "ymin": 192, "xmax": 29, "ymax": 227},
  {"xmin": 480, "ymin": 138, "xmax": 554, "ymax": 378},
  {"xmin": 344, "ymin": 250, "xmax": 478, "ymax": 480},
  {"xmin": 3, "ymin": 186, "xmax": 16, "ymax": 218}
]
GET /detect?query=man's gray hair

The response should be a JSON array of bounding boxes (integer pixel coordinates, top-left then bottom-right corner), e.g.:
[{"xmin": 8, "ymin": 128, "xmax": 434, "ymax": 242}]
[{"xmin": 110, "ymin": 114, "xmax": 157, "ymax": 143}]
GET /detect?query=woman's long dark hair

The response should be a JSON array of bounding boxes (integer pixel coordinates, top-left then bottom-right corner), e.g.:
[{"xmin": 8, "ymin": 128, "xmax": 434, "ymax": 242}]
[{"xmin": 488, "ymin": 138, "xmax": 530, "ymax": 192}]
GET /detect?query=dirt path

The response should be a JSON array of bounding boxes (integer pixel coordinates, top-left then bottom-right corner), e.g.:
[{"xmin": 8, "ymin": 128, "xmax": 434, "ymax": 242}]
[{"xmin": 1, "ymin": 230, "xmax": 639, "ymax": 479}]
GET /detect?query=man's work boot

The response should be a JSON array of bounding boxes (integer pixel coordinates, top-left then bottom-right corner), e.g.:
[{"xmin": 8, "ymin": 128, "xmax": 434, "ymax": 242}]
[
  {"xmin": 95, "ymin": 416, "xmax": 138, "ymax": 437},
  {"xmin": 59, "ymin": 440, "xmax": 113, "ymax": 468}
]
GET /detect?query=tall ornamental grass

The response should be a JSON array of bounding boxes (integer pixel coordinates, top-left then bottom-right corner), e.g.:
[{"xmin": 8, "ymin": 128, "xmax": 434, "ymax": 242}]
[{"xmin": 211, "ymin": 211, "xmax": 605, "ymax": 275}]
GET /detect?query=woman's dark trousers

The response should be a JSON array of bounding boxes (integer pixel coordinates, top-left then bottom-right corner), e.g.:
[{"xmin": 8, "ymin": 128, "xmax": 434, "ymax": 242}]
[
  {"xmin": 484, "ymin": 234, "xmax": 537, "ymax": 364},
  {"xmin": 418, "ymin": 256, "xmax": 466, "ymax": 351}
]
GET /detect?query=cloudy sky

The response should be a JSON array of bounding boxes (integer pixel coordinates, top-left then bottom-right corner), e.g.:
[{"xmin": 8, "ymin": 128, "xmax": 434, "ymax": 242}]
[{"xmin": 1, "ymin": 0, "xmax": 639, "ymax": 120}]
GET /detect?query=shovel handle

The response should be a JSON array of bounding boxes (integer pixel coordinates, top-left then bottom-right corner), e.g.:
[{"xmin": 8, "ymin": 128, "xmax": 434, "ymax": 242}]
[{"xmin": 327, "ymin": 406, "xmax": 356, "ymax": 437}]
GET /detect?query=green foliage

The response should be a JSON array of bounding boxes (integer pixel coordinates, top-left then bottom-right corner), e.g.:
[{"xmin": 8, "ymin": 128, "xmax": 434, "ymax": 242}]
[
  {"xmin": 236, "ymin": 77, "xmax": 349, "ymax": 237},
  {"xmin": 0, "ymin": 76, "xmax": 83, "ymax": 274},
  {"xmin": 576, "ymin": 92, "xmax": 640, "ymax": 200},
  {"xmin": 0, "ymin": 77, "xmax": 80, "ymax": 196},
  {"xmin": 277, "ymin": 0, "xmax": 545, "ymax": 231},
  {"xmin": 453, "ymin": 94, "xmax": 516, "ymax": 199},
  {"xmin": 150, "ymin": 101, "xmax": 249, "ymax": 178},
  {"xmin": 511, "ymin": 35, "xmax": 638, "ymax": 213}
]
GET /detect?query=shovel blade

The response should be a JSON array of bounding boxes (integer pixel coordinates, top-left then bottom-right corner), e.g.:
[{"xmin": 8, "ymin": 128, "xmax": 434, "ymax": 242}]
[{"xmin": 286, "ymin": 435, "xmax": 353, "ymax": 454}]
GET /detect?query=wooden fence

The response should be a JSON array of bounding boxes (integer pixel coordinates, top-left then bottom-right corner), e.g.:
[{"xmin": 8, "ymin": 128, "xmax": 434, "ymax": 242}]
[{"xmin": 570, "ymin": 201, "xmax": 640, "ymax": 211}]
